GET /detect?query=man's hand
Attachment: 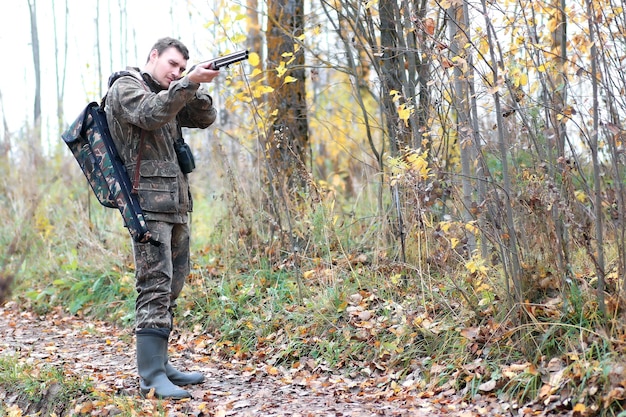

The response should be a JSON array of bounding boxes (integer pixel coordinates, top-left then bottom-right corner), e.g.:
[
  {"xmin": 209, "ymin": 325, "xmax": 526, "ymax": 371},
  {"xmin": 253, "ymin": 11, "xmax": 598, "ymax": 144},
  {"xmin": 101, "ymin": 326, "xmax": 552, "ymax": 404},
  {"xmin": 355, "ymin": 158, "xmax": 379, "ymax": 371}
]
[{"xmin": 187, "ymin": 63, "xmax": 220, "ymax": 84}]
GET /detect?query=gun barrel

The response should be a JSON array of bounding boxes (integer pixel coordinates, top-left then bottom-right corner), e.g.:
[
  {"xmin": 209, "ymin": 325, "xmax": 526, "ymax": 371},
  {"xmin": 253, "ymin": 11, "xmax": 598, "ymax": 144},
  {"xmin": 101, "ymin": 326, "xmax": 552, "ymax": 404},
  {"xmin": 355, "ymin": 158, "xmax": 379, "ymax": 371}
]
[
  {"xmin": 188, "ymin": 50, "xmax": 250, "ymax": 72},
  {"xmin": 210, "ymin": 50, "xmax": 249, "ymax": 70}
]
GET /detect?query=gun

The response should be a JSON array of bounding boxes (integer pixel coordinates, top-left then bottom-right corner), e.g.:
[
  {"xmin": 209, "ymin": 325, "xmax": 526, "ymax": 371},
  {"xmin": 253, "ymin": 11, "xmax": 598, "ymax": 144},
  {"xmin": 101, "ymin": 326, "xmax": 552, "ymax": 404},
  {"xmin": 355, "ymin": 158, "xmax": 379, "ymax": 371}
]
[{"xmin": 189, "ymin": 50, "xmax": 249, "ymax": 72}]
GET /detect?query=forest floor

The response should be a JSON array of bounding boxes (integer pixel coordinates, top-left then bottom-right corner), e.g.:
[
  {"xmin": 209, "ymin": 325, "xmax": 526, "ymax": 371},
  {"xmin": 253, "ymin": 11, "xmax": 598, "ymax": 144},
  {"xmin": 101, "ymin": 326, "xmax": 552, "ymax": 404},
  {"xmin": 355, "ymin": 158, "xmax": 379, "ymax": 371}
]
[{"xmin": 0, "ymin": 302, "xmax": 573, "ymax": 417}]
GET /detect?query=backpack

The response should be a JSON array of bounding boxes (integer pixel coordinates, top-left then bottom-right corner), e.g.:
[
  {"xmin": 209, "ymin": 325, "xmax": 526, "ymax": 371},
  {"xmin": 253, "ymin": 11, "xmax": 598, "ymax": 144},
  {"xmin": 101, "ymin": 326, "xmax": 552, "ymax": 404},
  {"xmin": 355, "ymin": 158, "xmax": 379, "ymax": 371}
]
[{"xmin": 62, "ymin": 72, "xmax": 160, "ymax": 246}]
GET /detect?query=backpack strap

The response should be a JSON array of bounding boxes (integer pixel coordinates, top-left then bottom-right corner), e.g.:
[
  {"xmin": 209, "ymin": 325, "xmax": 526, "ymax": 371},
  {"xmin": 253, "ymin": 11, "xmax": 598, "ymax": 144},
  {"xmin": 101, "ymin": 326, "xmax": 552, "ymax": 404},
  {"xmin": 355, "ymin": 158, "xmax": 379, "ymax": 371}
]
[
  {"xmin": 104, "ymin": 70, "xmax": 149, "ymax": 195},
  {"xmin": 101, "ymin": 70, "xmax": 135, "ymax": 108},
  {"xmin": 132, "ymin": 130, "xmax": 146, "ymax": 193}
]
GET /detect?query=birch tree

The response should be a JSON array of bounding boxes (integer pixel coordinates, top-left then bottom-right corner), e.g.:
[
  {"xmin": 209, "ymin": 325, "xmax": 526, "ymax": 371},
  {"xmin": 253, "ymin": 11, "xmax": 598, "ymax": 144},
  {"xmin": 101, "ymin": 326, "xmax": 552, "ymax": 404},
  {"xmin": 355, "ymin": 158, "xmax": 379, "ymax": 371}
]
[
  {"xmin": 52, "ymin": 0, "xmax": 68, "ymax": 135},
  {"xmin": 27, "ymin": 0, "xmax": 41, "ymax": 130}
]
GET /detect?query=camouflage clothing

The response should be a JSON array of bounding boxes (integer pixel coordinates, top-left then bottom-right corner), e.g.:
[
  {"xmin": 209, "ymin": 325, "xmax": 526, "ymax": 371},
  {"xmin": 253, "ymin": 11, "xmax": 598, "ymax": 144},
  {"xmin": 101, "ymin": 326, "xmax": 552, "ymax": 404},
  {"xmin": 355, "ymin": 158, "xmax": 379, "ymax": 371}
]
[
  {"xmin": 105, "ymin": 67, "xmax": 216, "ymax": 224},
  {"xmin": 133, "ymin": 221, "xmax": 190, "ymax": 329},
  {"xmin": 105, "ymin": 67, "xmax": 216, "ymax": 330}
]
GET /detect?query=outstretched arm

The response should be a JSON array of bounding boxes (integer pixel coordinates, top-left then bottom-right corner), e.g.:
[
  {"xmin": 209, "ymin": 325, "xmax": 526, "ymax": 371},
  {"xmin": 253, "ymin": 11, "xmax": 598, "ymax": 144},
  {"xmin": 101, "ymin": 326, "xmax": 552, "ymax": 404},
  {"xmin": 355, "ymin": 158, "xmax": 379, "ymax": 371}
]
[
  {"xmin": 178, "ymin": 88, "xmax": 217, "ymax": 129},
  {"xmin": 187, "ymin": 62, "xmax": 220, "ymax": 84},
  {"xmin": 178, "ymin": 63, "xmax": 220, "ymax": 128}
]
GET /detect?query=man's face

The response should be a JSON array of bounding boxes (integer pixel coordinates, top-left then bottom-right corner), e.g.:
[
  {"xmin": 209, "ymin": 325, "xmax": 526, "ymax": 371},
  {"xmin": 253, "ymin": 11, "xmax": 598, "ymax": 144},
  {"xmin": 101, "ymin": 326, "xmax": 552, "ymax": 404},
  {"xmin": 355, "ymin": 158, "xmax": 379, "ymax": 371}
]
[{"xmin": 146, "ymin": 47, "xmax": 188, "ymax": 88}]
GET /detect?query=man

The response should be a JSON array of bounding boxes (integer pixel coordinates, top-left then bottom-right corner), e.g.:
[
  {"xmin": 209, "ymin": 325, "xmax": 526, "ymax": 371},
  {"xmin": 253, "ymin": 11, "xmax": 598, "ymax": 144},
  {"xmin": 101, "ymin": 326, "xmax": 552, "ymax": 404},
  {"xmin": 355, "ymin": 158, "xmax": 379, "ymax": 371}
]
[{"xmin": 105, "ymin": 37, "xmax": 220, "ymax": 399}]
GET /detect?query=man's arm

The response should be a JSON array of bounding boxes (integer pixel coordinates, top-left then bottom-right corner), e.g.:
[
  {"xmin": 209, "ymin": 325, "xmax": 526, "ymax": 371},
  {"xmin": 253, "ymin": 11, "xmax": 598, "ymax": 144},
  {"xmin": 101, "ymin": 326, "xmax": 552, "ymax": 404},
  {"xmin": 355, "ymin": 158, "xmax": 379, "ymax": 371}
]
[
  {"xmin": 109, "ymin": 74, "xmax": 200, "ymax": 130},
  {"xmin": 175, "ymin": 62, "xmax": 221, "ymax": 128},
  {"xmin": 178, "ymin": 89, "xmax": 217, "ymax": 129},
  {"xmin": 187, "ymin": 63, "xmax": 220, "ymax": 84}
]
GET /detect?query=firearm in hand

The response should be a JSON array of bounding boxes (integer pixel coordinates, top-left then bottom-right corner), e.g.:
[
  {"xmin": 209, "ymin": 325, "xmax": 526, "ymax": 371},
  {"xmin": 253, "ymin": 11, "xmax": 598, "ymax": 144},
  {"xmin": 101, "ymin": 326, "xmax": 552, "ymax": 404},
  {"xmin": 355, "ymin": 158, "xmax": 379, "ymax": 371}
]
[{"xmin": 189, "ymin": 50, "xmax": 249, "ymax": 72}]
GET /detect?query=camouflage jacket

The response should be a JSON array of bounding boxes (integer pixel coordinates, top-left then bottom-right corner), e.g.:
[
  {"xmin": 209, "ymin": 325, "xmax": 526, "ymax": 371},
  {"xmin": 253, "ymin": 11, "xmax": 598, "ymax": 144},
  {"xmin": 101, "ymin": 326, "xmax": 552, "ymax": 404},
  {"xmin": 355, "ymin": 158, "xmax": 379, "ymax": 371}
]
[{"xmin": 105, "ymin": 67, "xmax": 216, "ymax": 224}]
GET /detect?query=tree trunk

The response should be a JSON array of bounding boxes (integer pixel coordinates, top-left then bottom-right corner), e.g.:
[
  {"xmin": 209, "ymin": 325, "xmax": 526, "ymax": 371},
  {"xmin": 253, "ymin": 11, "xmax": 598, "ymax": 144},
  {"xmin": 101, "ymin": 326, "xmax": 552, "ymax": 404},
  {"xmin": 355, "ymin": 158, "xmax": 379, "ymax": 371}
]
[
  {"xmin": 448, "ymin": 1, "xmax": 476, "ymax": 255},
  {"xmin": 550, "ymin": 0, "xmax": 567, "ymax": 157},
  {"xmin": 585, "ymin": 0, "xmax": 606, "ymax": 316},
  {"xmin": 53, "ymin": 0, "xmax": 69, "ymax": 135},
  {"xmin": 266, "ymin": 0, "xmax": 309, "ymax": 188},
  {"xmin": 247, "ymin": 0, "xmax": 263, "ymax": 70},
  {"xmin": 96, "ymin": 0, "xmax": 103, "ymax": 98},
  {"xmin": 0, "ymin": 91, "xmax": 10, "ymax": 159},
  {"xmin": 480, "ymin": 0, "xmax": 523, "ymax": 309},
  {"xmin": 28, "ymin": 0, "xmax": 41, "ymax": 129},
  {"xmin": 378, "ymin": 0, "xmax": 410, "ymax": 155}
]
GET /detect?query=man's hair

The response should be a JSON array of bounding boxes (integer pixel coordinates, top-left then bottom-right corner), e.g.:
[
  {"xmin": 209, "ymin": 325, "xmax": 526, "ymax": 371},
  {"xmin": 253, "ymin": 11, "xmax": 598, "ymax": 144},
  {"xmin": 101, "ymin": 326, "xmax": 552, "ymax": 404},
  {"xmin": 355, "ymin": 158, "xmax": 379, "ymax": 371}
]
[{"xmin": 146, "ymin": 37, "xmax": 190, "ymax": 63}]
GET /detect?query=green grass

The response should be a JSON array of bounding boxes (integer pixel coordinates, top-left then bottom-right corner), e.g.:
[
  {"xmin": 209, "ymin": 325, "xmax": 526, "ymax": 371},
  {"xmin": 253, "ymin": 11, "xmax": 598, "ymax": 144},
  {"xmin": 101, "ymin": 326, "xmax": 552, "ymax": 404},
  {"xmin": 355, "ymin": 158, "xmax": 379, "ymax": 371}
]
[
  {"xmin": 0, "ymin": 356, "xmax": 94, "ymax": 415},
  {"xmin": 5, "ymin": 143, "xmax": 626, "ymax": 416}
]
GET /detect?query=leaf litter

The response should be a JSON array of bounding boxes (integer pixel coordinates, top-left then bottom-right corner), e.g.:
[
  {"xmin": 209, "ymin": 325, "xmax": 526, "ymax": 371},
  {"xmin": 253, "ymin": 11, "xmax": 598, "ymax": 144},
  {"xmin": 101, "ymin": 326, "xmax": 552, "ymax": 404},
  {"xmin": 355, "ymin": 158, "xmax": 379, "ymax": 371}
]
[{"xmin": 0, "ymin": 301, "xmax": 582, "ymax": 416}]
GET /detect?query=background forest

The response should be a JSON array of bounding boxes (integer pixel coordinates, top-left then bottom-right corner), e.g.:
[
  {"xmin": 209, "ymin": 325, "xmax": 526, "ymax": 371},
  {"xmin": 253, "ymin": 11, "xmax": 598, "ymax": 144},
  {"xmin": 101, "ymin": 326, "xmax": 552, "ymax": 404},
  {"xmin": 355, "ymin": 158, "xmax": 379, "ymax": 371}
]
[{"xmin": 3, "ymin": 0, "xmax": 626, "ymax": 415}]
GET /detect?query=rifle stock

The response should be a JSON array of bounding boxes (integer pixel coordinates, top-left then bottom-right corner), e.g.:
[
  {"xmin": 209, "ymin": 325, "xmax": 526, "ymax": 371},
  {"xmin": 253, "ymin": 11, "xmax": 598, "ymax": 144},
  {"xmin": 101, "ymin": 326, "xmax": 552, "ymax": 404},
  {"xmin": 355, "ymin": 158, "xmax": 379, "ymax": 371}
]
[{"xmin": 189, "ymin": 50, "xmax": 249, "ymax": 72}]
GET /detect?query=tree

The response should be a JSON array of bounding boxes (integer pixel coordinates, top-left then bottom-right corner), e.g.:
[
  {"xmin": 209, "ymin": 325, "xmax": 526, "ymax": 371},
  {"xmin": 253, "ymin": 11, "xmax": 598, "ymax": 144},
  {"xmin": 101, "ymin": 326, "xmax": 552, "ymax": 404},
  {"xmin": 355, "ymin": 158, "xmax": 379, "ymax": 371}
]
[
  {"xmin": 247, "ymin": 0, "xmax": 263, "ymax": 68},
  {"xmin": 448, "ymin": 0, "xmax": 477, "ymax": 255},
  {"xmin": 584, "ymin": 0, "xmax": 606, "ymax": 315},
  {"xmin": 266, "ymin": 0, "xmax": 309, "ymax": 189},
  {"xmin": 52, "ymin": 0, "xmax": 68, "ymax": 135},
  {"xmin": 27, "ymin": 0, "xmax": 41, "ymax": 130},
  {"xmin": 479, "ymin": 0, "xmax": 523, "ymax": 307}
]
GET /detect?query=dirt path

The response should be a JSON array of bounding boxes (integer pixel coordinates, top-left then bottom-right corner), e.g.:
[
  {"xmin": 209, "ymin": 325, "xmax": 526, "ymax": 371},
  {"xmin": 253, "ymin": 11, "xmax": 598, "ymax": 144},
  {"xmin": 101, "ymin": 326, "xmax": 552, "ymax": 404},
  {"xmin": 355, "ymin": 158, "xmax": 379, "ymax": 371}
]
[{"xmin": 0, "ymin": 303, "xmax": 536, "ymax": 416}]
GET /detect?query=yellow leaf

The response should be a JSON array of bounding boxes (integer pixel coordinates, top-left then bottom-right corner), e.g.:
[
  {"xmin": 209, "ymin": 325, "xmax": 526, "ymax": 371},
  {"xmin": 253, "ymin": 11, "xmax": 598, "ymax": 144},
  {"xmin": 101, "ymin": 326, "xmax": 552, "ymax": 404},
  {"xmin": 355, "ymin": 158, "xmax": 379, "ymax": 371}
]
[
  {"xmin": 397, "ymin": 103, "xmax": 413, "ymax": 127},
  {"xmin": 465, "ymin": 222, "xmax": 479, "ymax": 234},
  {"xmin": 253, "ymin": 85, "xmax": 274, "ymax": 98},
  {"xmin": 275, "ymin": 61, "xmax": 287, "ymax": 77},
  {"xmin": 573, "ymin": 403, "xmax": 586, "ymax": 413},
  {"xmin": 230, "ymin": 33, "xmax": 247, "ymax": 44},
  {"xmin": 284, "ymin": 76, "xmax": 298, "ymax": 84},
  {"xmin": 248, "ymin": 52, "xmax": 261, "ymax": 67},
  {"xmin": 451, "ymin": 237, "xmax": 460, "ymax": 249},
  {"xmin": 519, "ymin": 72, "xmax": 528, "ymax": 86},
  {"xmin": 440, "ymin": 221, "xmax": 452, "ymax": 233},
  {"xmin": 465, "ymin": 258, "xmax": 488, "ymax": 275},
  {"xmin": 405, "ymin": 150, "xmax": 430, "ymax": 179},
  {"xmin": 575, "ymin": 190, "xmax": 587, "ymax": 203}
]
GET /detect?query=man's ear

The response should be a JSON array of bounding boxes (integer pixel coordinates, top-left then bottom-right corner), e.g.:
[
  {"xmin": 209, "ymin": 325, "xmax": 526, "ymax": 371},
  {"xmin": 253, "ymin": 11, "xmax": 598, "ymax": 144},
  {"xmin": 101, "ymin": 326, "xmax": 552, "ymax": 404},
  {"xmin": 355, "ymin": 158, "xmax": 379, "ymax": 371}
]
[{"xmin": 149, "ymin": 49, "xmax": 159, "ymax": 62}]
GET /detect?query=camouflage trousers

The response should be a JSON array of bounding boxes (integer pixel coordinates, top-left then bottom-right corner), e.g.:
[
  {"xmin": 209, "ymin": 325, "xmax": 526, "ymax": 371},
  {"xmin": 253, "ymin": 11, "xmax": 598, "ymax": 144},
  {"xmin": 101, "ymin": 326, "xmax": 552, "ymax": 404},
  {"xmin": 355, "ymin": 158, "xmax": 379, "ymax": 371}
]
[{"xmin": 132, "ymin": 220, "xmax": 190, "ymax": 331}]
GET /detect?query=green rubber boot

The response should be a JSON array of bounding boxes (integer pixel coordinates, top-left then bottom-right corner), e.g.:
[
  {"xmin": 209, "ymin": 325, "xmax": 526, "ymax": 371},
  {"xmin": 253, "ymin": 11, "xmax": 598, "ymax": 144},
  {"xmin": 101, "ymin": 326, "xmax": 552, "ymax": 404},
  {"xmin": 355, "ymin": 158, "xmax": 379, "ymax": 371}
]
[
  {"xmin": 136, "ymin": 329, "xmax": 191, "ymax": 399},
  {"xmin": 165, "ymin": 360, "xmax": 205, "ymax": 386}
]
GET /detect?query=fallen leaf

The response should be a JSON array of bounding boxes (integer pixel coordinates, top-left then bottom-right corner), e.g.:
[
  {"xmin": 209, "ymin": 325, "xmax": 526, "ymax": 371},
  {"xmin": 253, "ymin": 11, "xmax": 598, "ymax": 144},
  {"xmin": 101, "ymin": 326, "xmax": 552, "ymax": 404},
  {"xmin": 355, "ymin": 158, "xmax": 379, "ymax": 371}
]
[{"xmin": 478, "ymin": 379, "xmax": 496, "ymax": 392}]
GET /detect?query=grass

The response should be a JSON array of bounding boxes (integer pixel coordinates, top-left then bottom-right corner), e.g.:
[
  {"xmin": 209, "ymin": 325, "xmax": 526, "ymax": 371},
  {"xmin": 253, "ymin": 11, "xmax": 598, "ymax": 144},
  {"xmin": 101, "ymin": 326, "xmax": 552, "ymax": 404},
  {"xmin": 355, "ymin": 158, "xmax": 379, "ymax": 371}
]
[
  {"xmin": 0, "ymin": 356, "xmax": 94, "ymax": 415},
  {"xmin": 5, "ymin": 145, "xmax": 626, "ymax": 416}
]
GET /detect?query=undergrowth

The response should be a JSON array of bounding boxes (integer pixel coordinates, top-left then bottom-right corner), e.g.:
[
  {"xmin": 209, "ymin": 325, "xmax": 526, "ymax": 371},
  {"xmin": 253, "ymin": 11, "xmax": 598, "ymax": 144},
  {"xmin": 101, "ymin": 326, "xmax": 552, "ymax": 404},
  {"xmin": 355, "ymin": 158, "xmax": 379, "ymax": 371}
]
[
  {"xmin": 3, "ymin": 150, "xmax": 626, "ymax": 416},
  {"xmin": 0, "ymin": 356, "xmax": 94, "ymax": 416}
]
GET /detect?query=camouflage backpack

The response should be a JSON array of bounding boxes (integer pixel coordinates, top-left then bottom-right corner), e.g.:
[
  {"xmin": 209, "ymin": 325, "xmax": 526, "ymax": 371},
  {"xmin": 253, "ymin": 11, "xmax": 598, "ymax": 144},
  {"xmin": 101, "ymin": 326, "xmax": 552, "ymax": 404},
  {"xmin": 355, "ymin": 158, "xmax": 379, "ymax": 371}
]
[{"xmin": 62, "ymin": 72, "xmax": 159, "ymax": 246}]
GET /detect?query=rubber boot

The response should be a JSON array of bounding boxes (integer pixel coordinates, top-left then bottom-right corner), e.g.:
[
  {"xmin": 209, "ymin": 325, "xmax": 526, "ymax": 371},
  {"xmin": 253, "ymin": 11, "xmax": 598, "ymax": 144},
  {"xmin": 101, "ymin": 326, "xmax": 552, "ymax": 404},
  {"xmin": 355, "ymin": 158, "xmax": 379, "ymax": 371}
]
[
  {"xmin": 136, "ymin": 328, "xmax": 191, "ymax": 399},
  {"xmin": 165, "ymin": 360, "xmax": 205, "ymax": 386}
]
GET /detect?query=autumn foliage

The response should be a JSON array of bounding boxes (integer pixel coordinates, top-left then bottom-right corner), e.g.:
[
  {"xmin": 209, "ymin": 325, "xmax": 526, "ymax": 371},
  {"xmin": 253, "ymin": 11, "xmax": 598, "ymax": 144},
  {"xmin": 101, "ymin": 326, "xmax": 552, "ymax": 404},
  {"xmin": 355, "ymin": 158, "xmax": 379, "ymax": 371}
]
[{"xmin": 5, "ymin": 0, "xmax": 626, "ymax": 415}]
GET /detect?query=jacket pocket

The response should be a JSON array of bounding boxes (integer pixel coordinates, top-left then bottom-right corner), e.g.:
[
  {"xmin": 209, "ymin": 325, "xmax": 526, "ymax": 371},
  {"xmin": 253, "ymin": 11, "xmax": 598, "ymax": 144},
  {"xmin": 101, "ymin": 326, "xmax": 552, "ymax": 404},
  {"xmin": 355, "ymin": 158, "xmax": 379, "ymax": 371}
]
[{"xmin": 135, "ymin": 160, "xmax": 179, "ymax": 213}]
